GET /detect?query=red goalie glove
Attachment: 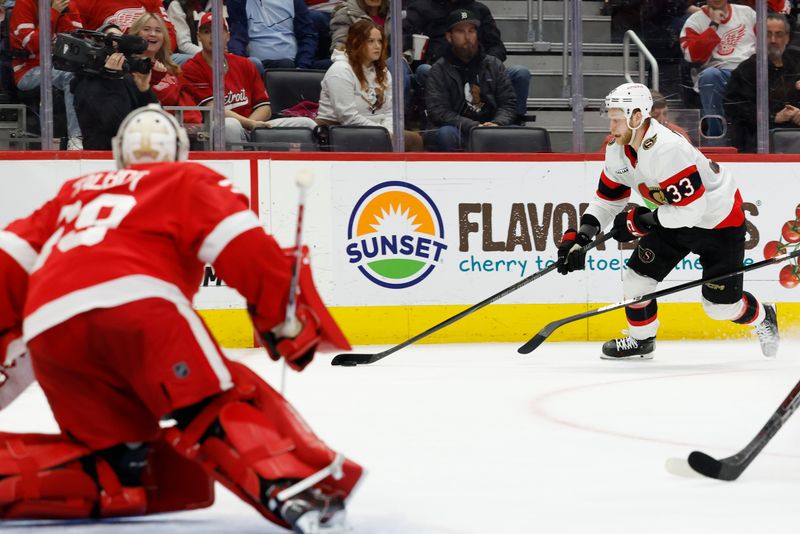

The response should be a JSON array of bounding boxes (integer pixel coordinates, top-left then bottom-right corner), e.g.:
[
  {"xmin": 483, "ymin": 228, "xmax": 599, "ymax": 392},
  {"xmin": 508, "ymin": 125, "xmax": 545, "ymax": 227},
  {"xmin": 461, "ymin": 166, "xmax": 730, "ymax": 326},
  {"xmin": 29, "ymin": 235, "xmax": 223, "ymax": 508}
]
[{"xmin": 259, "ymin": 246, "xmax": 351, "ymax": 371}]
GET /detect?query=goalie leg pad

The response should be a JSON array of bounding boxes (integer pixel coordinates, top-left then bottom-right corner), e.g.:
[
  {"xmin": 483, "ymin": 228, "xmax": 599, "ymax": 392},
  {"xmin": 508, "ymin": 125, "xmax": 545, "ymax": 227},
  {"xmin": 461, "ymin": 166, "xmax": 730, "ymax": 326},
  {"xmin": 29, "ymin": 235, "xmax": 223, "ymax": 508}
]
[
  {"xmin": 166, "ymin": 361, "xmax": 363, "ymax": 528},
  {"xmin": 0, "ymin": 432, "xmax": 146, "ymax": 519},
  {"xmin": 0, "ymin": 432, "xmax": 215, "ymax": 519}
]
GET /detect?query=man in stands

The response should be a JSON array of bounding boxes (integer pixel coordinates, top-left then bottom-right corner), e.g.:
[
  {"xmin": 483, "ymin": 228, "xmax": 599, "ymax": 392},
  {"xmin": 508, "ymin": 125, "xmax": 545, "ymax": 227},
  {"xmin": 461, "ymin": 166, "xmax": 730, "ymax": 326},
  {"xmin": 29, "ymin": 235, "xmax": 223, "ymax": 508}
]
[
  {"xmin": 404, "ymin": 0, "xmax": 530, "ymax": 125},
  {"xmin": 0, "ymin": 104, "xmax": 362, "ymax": 533},
  {"xmin": 182, "ymin": 12, "xmax": 317, "ymax": 149},
  {"xmin": 227, "ymin": 0, "xmax": 323, "ymax": 70},
  {"xmin": 680, "ymin": 0, "xmax": 756, "ymax": 140},
  {"xmin": 724, "ymin": 13, "xmax": 800, "ymax": 153},
  {"xmin": 423, "ymin": 9, "xmax": 516, "ymax": 151},
  {"xmin": 10, "ymin": 0, "xmax": 84, "ymax": 149},
  {"xmin": 558, "ymin": 82, "xmax": 778, "ymax": 360}
]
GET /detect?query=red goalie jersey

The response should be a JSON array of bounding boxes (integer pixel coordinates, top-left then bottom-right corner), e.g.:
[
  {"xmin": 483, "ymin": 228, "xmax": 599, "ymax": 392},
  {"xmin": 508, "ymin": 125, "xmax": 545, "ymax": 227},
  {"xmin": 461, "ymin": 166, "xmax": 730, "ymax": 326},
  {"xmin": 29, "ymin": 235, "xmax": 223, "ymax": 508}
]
[{"xmin": 0, "ymin": 162, "xmax": 290, "ymax": 344}]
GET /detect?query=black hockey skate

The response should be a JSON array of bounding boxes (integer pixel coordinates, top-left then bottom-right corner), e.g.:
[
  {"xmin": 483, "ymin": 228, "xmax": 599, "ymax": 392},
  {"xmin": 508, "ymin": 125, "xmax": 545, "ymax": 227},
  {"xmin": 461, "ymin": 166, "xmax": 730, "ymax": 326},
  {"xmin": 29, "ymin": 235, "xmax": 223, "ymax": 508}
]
[
  {"xmin": 753, "ymin": 303, "xmax": 779, "ymax": 358},
  {"xmin": 265, "ymin": 481, "xmax": 348, "ymax": 534},
  {"xmin": 601, "ymin": 332, "xmax": 655, "ymax": 360}
]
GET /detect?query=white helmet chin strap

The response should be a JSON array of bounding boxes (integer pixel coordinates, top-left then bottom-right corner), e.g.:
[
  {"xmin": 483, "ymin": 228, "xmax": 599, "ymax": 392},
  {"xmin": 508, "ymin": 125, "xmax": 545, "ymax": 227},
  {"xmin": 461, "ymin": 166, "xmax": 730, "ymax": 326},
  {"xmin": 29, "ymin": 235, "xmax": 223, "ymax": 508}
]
[{"xmin": 624, "ymin": 114, "xmax": 645, "ymax": 145}]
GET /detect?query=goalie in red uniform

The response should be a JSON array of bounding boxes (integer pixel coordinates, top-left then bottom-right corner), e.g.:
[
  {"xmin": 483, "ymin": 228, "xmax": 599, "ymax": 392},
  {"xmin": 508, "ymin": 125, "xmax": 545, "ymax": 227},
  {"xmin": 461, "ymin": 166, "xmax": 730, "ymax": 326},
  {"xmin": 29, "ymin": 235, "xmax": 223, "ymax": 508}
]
[{"xmin": 0, "ymin": 104, "xmax": 361, "ymax": 533}]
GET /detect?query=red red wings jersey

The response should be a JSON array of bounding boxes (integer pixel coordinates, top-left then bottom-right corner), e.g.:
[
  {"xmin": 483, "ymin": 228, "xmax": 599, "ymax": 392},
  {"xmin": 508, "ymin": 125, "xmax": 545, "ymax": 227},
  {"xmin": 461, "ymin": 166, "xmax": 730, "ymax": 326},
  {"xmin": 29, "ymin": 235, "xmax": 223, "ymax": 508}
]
[
  {"xmin": 587, "ymin": 119, "xmax": 743, "ymax": 231},
  {"xmin": 0, "ymin": 162, "xmax": 291, "ymax": 343},
  {"xmin": 10, "ymin": 0, "xmax": 84, "ymax": 84},
  {"xmin": 182, "ymin": 53, "xmax": 270, "ymax": 118},
  {"xmin": 72, "ymin": 0, "xmax": 177, "ymax": 52}
]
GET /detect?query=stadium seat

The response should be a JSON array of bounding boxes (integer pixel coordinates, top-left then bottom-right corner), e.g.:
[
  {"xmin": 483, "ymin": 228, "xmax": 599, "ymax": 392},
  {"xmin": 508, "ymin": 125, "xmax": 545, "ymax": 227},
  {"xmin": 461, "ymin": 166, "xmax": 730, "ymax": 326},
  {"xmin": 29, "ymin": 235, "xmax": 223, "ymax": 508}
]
[
  {"xmin": 263, "ymin": 69, "xmax": 326, "ymax": 118},
  {"xmin": 467, "ymin": 126, "xmax": 551, "ymax": 153},
  {"xmin": 251, "ymin": 127, "xmax": 318, "ymax": 151},
  {"xmin": 327, "ymin": 125, "xmax": 392, "ymax": 152},
  {"xmin": 770, "ymin": 128, "xmax": 800, "ymax": 154}
]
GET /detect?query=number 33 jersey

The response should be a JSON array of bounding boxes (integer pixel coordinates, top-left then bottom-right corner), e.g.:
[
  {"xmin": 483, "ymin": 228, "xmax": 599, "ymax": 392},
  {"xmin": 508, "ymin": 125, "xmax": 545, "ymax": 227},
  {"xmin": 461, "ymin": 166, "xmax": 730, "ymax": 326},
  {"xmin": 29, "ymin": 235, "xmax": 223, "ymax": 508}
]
[
  {"xmin": 0, "ymin": 161, "xmax": 291, "ymax": 342},
  {"xmin": 587, "ymin": 118, "xmax": 744, "ymax": 232}
]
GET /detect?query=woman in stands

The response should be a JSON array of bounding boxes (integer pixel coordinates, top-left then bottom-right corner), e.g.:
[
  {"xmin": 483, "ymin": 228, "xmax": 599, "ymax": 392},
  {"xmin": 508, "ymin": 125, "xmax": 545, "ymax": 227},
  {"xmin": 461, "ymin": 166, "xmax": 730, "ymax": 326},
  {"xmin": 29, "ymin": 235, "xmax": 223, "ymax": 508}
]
[
  {"xmin": 329, "ymin": 0, "xmax": 391, "ymax": 53},
  {"xmin": 317, "ymin": 19, "xmax": 422, "ymax": 151},
  {"xmin": 128, "ymin": 12, "xmax": 201, "ymax": 125}
]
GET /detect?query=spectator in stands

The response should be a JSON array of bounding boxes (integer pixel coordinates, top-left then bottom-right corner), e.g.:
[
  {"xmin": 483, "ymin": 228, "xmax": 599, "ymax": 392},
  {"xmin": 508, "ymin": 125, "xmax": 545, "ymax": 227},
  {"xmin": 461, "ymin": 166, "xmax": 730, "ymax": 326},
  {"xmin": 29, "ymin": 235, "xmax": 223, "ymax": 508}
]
[
  {"xmin": 73, "ymin": 0, "xmax": 178, "ymax": 52},
  {"xmin": 227, "ymin": 0, "xmax": 328, "ymax": 70},
  {"xmin": 405, "ymin": 0, "xmax": 530, "ymax": 125},
  {"xmin": 128, "ymin": 11, "xmax": 201, "ymax": 124},
  {"xmin": 329, "ymin": 0, "xmax": 413, "ymax": 109},
  {"xmin": 182, "ymin": 12, "xmax": 317, "ymax": 149},
  {"xmin": 10, "ymin": 0, "xmax": 84, "ymax": 149},
  {"xmin": 599, "ymin": 89, "xmax": 691, "ymax": 150},
  {"xmin": 317, "ymin": 19, "xmax": 423, "ymax": 150},
  {"xmin": 305, "ymin": 0, "xmax": 333, "ymax": 62},
  {"xmin": 71, "ymin": 25, "xmax": 159, "ymax": 149},
  {"xmin": 724, "ymin": 13, "xmax": 800, "ymax": 153},
  {"xmin": 679, "ymin": 0, "xmax": 756, "ymax": 139},
  {"xmin": 330, "ymin": 0, "xmax": 389, "ymax": 53},
  {"xmin": 423, "ymin": 9, "xmax": 516, "ymax": 151},
  {"xmin": 164, "ymin": 0, "xmax": 208, "ymax": 56}
]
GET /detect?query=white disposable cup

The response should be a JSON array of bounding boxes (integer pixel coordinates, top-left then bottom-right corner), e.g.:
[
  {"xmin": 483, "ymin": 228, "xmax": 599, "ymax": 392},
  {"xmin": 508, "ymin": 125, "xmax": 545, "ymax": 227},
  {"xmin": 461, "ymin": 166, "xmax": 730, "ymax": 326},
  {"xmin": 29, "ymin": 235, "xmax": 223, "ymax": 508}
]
[{"xmin": 412, "ymin": 34, "xmax": 429, "ymax": 61}]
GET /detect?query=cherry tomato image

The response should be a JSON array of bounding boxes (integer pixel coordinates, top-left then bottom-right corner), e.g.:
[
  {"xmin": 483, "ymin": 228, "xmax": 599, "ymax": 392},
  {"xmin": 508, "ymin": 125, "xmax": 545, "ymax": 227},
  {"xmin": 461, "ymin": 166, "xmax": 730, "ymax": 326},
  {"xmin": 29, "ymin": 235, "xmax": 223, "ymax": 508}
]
[
  {"xmin": 764, "ymin": 240, "xmax": 786, "ymax": 259},
  {"xmin": 782, "ymin": 221, "xmax": 800, "ymax": 243},
  {"xmin": 779, "ymin": 264, "xmax": 800, "ymax": 289}
]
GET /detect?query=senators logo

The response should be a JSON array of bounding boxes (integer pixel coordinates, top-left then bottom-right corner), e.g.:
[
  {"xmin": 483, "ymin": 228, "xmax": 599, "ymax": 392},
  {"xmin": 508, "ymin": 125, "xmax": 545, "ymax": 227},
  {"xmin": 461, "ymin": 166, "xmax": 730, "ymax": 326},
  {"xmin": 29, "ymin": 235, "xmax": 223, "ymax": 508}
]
[
  {"xmin": 637, "ymin": 183, "xmax": 667, "ymax": 206},
  {"xmin": 637, "ymin": 245, "xmax": 655, "ymax": 264},
  {"xmin": 642, "ymin": 134, "xmax": 657, "ymax": 150}
]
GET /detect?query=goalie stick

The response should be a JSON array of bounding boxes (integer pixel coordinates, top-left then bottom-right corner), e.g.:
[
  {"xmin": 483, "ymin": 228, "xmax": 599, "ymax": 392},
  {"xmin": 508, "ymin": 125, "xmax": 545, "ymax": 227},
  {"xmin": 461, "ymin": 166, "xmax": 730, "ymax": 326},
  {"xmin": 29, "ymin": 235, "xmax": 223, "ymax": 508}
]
[
  {"xmin": 279, "ymin": 170, "xmax": 314, "ymax": 393},
  {"xmin": 686, "ymin": 377, "xmax": 800, "ymax": 481},
  {"xmin": 331, "ymin": 232, "xmax": 617, "ymax": 366},
  {"xmin": 0, "ymin": 351, "xmax": 35, "ymax": 410},
  {"xmin": 518, "ymin": 248, "xmax": 800, "ymax": 354}
]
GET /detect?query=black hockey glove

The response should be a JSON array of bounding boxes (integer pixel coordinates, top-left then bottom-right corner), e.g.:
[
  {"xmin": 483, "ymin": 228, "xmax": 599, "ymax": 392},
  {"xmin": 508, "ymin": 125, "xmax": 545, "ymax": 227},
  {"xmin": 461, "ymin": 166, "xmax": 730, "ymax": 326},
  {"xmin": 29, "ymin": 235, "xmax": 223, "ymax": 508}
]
[
  {"xmin": 557, "ymin": 229, "xmax": 593, "ymax": 275},
  {"xmin": 613, "ymin": 207, "xmax": 659, "ymax": 242}
]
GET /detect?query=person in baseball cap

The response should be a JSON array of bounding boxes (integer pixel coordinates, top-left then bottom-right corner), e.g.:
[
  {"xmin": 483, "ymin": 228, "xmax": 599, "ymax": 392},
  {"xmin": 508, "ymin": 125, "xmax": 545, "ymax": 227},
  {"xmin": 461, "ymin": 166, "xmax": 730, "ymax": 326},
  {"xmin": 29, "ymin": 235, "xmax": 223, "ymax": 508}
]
[
  {"xmin": 197, "ymin": 11, "xmax": 228, "ymax": 31},
  {"xmin": 445, "ymin": 8, "xmax": 481, "ymax": 31}
]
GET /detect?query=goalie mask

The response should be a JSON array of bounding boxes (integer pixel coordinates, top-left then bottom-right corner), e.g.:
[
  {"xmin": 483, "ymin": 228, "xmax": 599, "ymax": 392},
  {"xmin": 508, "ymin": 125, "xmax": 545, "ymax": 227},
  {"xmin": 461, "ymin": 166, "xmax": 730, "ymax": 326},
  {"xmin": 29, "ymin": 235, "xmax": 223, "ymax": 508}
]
[
  {"xmin": 112, "ymin": 104, "xmax": 189, "ymax": 170},
  {"xmin": 604, "ymin": 83, "xmax": 653, "ymax": 136}
]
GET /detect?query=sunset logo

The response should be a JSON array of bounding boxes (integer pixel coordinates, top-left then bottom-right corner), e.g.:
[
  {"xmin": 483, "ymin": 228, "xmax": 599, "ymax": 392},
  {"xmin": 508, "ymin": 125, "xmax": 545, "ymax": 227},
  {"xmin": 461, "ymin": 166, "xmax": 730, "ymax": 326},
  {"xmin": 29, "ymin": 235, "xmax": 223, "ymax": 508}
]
[{"xmin": 346, "ymin": 181, "xmax": 448, "ymax": 289}]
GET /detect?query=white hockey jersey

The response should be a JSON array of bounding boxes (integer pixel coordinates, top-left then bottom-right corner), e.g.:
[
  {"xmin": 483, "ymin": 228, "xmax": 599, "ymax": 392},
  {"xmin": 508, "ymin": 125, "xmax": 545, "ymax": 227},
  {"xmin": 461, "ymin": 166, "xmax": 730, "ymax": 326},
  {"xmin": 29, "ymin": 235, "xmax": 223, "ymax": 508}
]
[{"xmin": 585, "ymin": 119, "xmax": 744, "ymax": 231}]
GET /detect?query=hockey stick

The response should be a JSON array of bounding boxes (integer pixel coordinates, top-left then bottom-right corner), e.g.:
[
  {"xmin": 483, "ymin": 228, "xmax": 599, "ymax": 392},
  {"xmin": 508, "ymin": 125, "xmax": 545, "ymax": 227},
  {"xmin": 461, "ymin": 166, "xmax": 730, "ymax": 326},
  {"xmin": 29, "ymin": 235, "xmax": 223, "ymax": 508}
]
[
  {"xmin": 279, "ymin": 170, "xmax": 314, "ymax": 393},
  {"xmin": 331, "ymin": 232, "xmax": 617, "ymax": 366},
  {"xmin": 0, "ymin": 351, "xmax": 35, "ymax": 410},
  {"xmin": 686, "ymin": 377, "xmax": 800, "ymax": 481},
  {"xmin": 518, "ymin": 248, "xmax": 800, "ymax": 354}
]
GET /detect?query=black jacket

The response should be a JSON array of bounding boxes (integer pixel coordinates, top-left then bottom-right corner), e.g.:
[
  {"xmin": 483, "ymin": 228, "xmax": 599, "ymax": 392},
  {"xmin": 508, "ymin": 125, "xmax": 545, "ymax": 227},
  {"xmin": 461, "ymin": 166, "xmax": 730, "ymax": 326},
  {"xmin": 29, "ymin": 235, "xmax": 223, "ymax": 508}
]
[
  {"xmin": 403, "ymin": 0, "xmax": 506, "ymax": 65},
  {"xmin": 72, "ymin": 72, "xmax": 160, "ymax": 150},
  {"xmin": 724, "ymin": 48, "xmax": 800, "ymax": 152},
  {"xmin": 425, "ymin": 48, "xmax": 516, "ymax": 130}
]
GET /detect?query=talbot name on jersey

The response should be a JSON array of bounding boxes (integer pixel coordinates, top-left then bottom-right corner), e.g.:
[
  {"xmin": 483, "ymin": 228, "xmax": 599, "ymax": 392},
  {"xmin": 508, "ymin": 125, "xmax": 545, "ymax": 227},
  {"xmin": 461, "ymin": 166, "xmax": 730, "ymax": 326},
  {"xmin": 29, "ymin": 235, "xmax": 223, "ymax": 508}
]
[{"xmin": 71, "ymin": 169, "xmax": 149, "ymax": 196}]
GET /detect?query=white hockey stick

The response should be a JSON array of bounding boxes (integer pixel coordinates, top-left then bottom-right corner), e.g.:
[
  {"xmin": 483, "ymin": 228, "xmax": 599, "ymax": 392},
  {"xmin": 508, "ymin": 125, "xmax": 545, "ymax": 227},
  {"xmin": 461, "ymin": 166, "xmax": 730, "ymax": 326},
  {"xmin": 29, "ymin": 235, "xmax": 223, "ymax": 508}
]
[
  {"xmin": 279, "ymin": 169, "xmax": 314, "ymax": 393},
  {"xmin": 0, "ymin": 348, "xmax": 35, "ymax": 410}
]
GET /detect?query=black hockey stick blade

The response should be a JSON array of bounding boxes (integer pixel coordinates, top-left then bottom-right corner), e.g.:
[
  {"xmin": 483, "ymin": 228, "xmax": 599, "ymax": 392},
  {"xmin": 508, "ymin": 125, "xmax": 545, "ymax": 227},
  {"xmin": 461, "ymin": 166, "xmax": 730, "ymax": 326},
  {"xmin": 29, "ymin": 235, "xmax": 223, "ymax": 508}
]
[
  {"xmin": 331, "ymin": 353, "xmax": 379, "ymax": 366},
  {"xmin": 518, "ymin": 248, "xmax": 800, "ymax": 355},
  {"xmin": 332, "ymin": 232, "xmax": 617, "ymax": 366},
  {"xmin": 684, "ymin": 378, "xmax": 800, "ymax": 481},
  {"xmin": 686, "ymin": 451, "xmax": 735, "ymax": 481}
]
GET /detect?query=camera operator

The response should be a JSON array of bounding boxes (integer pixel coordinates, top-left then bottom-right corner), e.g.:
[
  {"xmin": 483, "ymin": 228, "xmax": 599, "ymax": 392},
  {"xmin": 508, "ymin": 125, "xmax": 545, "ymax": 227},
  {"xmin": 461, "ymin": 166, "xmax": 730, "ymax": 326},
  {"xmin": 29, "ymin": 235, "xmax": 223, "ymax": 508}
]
[{"xmin": 70, "ymin": 27, "xmax": 159, "ymax": 150}]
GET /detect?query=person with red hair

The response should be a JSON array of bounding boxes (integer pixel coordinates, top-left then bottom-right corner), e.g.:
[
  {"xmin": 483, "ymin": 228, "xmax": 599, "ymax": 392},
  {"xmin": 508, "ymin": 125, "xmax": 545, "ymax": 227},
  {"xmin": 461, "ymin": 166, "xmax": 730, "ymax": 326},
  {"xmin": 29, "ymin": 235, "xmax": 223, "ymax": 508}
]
[{"xmin": 317, "ymin": 19, "xmax": 422, "ymax": 150}]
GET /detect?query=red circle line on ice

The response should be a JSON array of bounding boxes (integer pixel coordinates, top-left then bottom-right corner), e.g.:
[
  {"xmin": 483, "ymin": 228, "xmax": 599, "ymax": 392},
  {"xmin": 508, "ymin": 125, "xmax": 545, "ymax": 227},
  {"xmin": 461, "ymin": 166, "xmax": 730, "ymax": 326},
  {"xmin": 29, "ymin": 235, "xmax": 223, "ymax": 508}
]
[{"xmin": 530, "ymin": 366, "xmax": 800, "ymax": 460}]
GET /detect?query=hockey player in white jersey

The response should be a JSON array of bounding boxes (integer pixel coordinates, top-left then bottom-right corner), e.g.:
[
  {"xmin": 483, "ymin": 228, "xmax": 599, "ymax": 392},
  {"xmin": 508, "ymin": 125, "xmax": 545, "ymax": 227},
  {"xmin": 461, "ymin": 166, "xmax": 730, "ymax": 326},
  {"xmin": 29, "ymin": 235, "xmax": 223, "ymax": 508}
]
[{"xmin": 557, "ymin": 82, "xmax": 778, "ymax": 360}]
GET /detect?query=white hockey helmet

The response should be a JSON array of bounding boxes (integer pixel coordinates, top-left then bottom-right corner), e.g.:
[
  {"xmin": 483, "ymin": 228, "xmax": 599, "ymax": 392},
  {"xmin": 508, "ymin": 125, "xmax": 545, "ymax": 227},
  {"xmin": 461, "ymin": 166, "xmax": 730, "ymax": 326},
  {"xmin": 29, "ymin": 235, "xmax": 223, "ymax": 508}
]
[
  {"xmin": 112, "ymin": 104, "xmax": 189, "ymax": 169},
  {"xmin": 604, "ymin": 82, "xmax": 653, "ymax": 122}
]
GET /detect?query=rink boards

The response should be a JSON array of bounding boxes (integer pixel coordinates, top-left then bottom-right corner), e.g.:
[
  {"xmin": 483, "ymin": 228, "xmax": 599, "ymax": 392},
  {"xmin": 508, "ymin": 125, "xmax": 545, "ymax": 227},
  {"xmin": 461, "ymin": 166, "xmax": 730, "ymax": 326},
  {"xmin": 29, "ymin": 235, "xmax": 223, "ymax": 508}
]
[{"xmin": 1, "ymin": 151, "xmax": 799, "ymax": 347}]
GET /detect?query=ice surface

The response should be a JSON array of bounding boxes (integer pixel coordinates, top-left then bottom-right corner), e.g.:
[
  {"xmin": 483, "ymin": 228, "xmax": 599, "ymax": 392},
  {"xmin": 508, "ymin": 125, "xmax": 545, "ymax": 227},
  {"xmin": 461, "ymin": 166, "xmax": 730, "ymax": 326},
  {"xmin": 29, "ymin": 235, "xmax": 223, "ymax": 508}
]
[{"xmin": 2, "ymin": 338, "xmax": 800, "ymax": 533}]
